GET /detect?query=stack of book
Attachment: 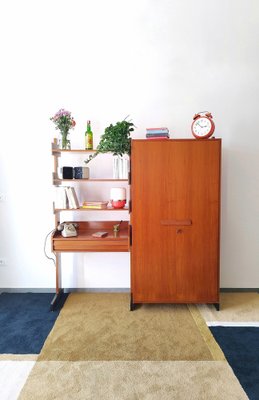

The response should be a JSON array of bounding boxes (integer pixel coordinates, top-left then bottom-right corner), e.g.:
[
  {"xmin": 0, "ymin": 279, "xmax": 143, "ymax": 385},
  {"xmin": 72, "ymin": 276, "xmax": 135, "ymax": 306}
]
[
  {"xmin": 55, "ymin": 186, "xmax": 80, "ymax": 209},
  {"xmin": 146, "ymin": 127, "xmax": 170, "ymax": 140},
  {"xmin": 82, "ymin": 201, "xmax": 109, "ymax": 210}
]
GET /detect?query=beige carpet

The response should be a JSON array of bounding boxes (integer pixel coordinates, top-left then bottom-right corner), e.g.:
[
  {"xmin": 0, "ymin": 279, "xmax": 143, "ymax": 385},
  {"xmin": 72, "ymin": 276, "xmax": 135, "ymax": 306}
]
[
  {"xmin": 198, "ymin": 292, "xmax": 259, "ymax": 322},
  {"xmin": 0, "ymin": 360, "xmax": 36, "ymax": 400},
  {"xmin": 19, "ymin": 361, "xmax": 248, "ymax": 400},
  {"xmin": 38, "ymin": 293, "xmax": 223, "ymax": 361}
]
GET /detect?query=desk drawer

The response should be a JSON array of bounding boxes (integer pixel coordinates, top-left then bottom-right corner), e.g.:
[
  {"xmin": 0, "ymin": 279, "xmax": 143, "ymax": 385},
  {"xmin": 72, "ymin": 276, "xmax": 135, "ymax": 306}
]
[{"xmin": 53, "ymin": 239, "xmax": 129, "ymax": 252}]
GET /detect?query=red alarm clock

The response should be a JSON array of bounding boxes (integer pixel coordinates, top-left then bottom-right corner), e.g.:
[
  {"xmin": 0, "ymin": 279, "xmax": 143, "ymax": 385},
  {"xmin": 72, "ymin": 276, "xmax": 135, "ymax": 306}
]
[{"xmin": 191, "ymin": 111, "xmax": 215, "ymax": 139}]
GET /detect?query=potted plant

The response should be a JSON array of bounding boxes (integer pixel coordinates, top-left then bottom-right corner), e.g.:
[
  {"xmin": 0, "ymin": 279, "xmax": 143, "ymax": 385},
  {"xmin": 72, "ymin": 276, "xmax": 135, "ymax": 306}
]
[{"xmin": 84, "ymin": 118, "xmax": 134, "ymax": 165}]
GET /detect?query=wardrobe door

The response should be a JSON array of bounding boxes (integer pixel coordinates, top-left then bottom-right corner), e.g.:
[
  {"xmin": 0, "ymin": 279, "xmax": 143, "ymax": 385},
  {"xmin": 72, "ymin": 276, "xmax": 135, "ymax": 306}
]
[
  {"xmin": 131, "ymin": 140, "xmax": 177, "ymax": 303},
  {"xmin": 170, "ymin": 139, "xmax": 221, "ymax": 303}
]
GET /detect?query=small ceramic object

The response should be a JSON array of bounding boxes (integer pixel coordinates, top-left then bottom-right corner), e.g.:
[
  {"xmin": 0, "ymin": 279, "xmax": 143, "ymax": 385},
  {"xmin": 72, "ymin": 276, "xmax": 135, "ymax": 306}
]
[{"xmin": 110, "ymin": 188, "xmax": 126, "ymax": 209}]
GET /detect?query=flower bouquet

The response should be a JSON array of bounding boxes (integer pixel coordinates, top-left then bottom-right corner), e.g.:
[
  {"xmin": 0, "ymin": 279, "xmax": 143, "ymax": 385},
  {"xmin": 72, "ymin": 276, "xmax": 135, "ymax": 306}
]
[{"xmin": 50, "ymin": 109, "xmax": 76, "ymax": 149}]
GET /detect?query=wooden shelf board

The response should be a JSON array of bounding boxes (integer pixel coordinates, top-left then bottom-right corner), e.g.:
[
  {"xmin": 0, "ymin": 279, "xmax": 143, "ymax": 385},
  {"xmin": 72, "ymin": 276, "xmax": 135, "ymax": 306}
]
[
  {"xmin": 54, "ymin": 207, "xmax": 129, "ymax": 212},
  {"xmin": 52, "ymin": 149, "xmax": 97, "ymax": 153},
  {"xmin": 54, "ymin": 179, "xmax": 128, "ymax": 183},
  {"xmin": 52, "ymin": 221, "xmax": 129, "ymax": 252}
]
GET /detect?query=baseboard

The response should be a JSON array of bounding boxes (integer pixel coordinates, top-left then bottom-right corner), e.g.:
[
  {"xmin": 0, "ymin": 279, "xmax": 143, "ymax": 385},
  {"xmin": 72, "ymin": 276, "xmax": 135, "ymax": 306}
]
[
  {"xmin": 0, "ymin": 288, "xmax": 56, "ymax": 293},
  {"xmin": 0, "ymin": 288, "xmax": 130, "ymax": 294},
  {"xmin": 0, "ymin": 288, "xmax": 258, "ymax": 294},
  {"xmin": 64, "ymin": 288, "xmax": 130, "ymax": 293},
  {"xmin": 220, "ymin": 288, "xmax": 259, "ymax": 292}
]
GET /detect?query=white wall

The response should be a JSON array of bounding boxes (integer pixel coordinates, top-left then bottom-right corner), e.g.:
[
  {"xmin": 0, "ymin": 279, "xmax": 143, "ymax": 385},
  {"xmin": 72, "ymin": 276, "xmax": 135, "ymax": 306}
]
[{"xmin": 0, "ymin": 0, "xmax": 259, "ymax": 289}]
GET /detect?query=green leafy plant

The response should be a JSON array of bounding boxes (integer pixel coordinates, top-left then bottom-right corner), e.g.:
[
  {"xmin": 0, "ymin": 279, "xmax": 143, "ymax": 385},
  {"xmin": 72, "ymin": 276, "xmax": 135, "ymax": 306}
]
[{"xmin": 84, "ymin": 118, "xmax": 134, "ymax": 164}]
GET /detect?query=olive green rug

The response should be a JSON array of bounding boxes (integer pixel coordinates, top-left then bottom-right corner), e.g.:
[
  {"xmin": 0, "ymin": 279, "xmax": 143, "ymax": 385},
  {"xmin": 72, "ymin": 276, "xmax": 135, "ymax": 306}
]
[{"xmin": 38, "ymin": 293, "xmax": 223, "ymax": 362}]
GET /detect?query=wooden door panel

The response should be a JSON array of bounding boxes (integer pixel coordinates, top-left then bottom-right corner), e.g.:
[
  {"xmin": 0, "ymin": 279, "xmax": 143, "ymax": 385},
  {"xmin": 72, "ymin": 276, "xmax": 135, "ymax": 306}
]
[
  {"xmin": 131, "ymin": 139, "xmax": 221, "ymax": 303},
  {"xmin": 131, "ymin": 141, "xmax": 177, "ymax": 302},
  {"xmin": 173, "ymin": 140, "xmax": 220, "ymax": 302}
]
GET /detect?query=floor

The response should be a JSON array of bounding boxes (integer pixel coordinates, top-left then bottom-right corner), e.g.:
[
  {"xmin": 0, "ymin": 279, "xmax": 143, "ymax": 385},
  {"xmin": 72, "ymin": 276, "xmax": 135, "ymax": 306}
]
[{"xmin": 0, "ymin": 292, "xmax": 258, "ymax": 399}]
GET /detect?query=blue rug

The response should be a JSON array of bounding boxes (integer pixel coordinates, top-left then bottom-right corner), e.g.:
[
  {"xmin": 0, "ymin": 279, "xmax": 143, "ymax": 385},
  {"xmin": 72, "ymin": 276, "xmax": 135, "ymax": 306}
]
[
  {"xmin": 210, "ymin": 326, "xmax": 259, "ymax": 400},
  {"xmin": 0, "ymin": 292, "xmax": 68, "ymax": 354}
]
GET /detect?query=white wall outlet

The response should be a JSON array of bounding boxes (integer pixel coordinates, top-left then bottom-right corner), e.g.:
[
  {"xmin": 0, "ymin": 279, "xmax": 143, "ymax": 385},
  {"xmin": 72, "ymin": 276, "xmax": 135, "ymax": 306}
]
[
  {"xmin": 0, "ymin": 194, "xmax": 6, "ymax": 202},
  {"xmin": 0, "ymin": 258, "xmax": 7, "ymax": 266}
]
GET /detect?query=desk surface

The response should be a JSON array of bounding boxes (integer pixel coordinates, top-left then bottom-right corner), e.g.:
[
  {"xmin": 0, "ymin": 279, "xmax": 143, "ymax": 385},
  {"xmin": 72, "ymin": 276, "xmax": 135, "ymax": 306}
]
[{"xmin": 52, "ymin": 221, "xmax": 129, "ymax": 252}]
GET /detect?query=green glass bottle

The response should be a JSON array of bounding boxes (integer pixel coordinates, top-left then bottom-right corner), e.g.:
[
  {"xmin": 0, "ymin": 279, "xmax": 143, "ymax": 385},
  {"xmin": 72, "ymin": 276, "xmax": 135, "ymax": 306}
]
[{"xmin": 85, "ymin": 120, "xmax": 93, "ymax": 150}]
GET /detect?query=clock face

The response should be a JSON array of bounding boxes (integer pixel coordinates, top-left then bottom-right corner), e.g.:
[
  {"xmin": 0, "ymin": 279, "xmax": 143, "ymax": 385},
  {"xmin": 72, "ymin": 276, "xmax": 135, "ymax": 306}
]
[{"xmin": 192, "ymin": 117, "xmax": 212, "ymax": 137}]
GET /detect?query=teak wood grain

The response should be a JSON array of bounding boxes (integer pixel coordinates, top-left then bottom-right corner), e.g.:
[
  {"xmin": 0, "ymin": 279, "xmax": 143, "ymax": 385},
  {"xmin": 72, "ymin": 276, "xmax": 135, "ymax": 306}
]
[
  {"xmin": 130, "ymin": 139, "xmax": 221, "ymax": 305},
  {"xmin": 52, "ymin": 221, "xmax": 129, "ymax": 252}
]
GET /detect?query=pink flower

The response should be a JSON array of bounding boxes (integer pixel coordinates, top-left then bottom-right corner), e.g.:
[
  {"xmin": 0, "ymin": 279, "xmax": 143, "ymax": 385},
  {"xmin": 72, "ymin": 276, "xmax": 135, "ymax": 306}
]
[{"xmin": 50, "ymin": 108, "xmax": 76, "ymax": 132}]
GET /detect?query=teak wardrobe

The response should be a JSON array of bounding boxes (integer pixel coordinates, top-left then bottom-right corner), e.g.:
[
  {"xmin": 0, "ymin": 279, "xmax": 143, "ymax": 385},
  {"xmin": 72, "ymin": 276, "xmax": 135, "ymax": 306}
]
[{"xmin": 130, "ymin": 139, "xmax": 221, "ymax": 310}]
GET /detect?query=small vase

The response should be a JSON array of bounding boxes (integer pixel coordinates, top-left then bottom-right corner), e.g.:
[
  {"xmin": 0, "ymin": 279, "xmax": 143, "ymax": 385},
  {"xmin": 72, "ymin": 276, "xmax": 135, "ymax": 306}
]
[
  {"xmin": 110, "ymin": 187, "xmax": 126, "ymax": 209},
  {"xmin": 113, "ymin": 155, "xmax": 129, "ymax": 179},
  {"xmin": 59, "ymin": 131, "xmax": 71, "ymax": 150}
]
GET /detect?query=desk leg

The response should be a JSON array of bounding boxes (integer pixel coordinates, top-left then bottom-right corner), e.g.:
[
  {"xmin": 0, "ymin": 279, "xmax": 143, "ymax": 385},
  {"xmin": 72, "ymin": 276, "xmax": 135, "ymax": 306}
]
[{"xmin": 50, "ymin": 252, "xmax": 64, "ymax": 311}]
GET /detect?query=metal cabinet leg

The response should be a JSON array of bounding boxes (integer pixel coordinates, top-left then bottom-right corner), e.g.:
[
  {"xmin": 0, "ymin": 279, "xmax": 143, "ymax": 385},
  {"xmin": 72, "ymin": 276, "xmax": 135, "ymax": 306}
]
[
  {"xmin": 214, "ymin": 302, "xmax": 220, "ymax": 311},
  {"xmin": 130, "ymin": 293, "xmax": 135, "ymax": 311},
  {"xmin": 50, "ymin": 289, "xmax": 64, "ymax": 311},
  {"xmin": 50, "ymin": 252, "xmax": 64, "ymax": 311}
]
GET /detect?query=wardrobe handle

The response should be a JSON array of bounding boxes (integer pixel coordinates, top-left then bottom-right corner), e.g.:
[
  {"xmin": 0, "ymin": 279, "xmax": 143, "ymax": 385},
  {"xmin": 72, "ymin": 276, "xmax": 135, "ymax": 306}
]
[{"xmin": 161, "ymin": 219, "xmax": 192, "ymax": 226}]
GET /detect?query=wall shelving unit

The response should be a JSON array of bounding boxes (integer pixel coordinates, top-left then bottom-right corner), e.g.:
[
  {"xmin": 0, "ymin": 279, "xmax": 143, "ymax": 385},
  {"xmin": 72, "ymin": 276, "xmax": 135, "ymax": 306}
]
[{"xmin": 50, "ymin": 139, "xmax": 130, "ymax": 310}]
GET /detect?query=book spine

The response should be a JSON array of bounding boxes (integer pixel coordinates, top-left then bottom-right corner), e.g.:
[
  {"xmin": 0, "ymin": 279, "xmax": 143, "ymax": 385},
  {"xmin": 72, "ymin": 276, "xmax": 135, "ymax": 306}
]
[
  {"xmin": 82, "ymin": 205, "xmax": 107, "ymax": 209},
  {"xmin": 70, "ymin": 187, "xmax": 80, "ymax": 208},
  {"xmin": 146, "ymin": 128, "xmax": 169, "ymax": 134},
  {"xmin": 65, "ymin": 187, "xmax": 74, "ymax": 209},
  {"xmin": 83, "ymin": 202, "xmax": 108, "ymax": 206},
  {"xmin": 55, "ymin": 187, "xmax": 68, "ymax": 209},
  {"xmin": 54, "ymin": 187, "xmax": 63, "ymax": 209},
  {"xmin": 146, "ymin": 127, "xmax": 169, "ymax": 131},
  {"xmin": 146, "ymin": 133, "xmax": 169, "ymax": 137},
  {"xmin": 146, "ymin": 137, "xmax": 170, "ymax": 140}
]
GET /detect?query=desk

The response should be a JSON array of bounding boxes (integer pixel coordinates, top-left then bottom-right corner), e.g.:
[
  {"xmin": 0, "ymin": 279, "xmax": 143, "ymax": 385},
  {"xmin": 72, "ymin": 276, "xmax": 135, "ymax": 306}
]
[{"xmin": 51, "ymin": 221, "xmax": 129, "ymax": 309}]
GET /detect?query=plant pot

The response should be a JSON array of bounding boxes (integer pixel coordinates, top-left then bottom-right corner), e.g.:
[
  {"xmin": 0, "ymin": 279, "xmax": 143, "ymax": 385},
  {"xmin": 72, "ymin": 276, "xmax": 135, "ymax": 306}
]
[{"xmin": 113, "ymin": 156, "xmax": 129, "ymax": 179}]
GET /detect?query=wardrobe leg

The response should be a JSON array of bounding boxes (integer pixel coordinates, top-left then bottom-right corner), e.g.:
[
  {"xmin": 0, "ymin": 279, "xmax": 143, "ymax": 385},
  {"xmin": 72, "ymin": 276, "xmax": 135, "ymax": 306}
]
[{"xmin": 130, "ymin": 294, "xmax": 135, "ymax": 311}]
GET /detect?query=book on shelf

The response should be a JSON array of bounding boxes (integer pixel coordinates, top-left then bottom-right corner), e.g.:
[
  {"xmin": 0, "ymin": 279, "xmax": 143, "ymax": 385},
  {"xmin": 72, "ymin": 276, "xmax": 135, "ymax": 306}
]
[
  {"xmin": 146, "ymin": 127, "xmax": 169, "ymax": 134},
  {"xmin": 146, "ymin": 136, "xmax": 170, "ymax": 140},
  {"xmin": 54, "ymin": 186, "xmax": 79, "ymax": 210},
  {"xmin": 146, "ymin": 127, "xmax": 170, "ymax": 139},
  {"xmin": 82, "ymin": 201, "xmax": 109, "ymax": 209},
  {"xmin": 55, "ymin": 187, "xmax": 68, "ymax": 209},
  {"xmin": 146, "ymin": 132, "xmax": 169, "ymax": 138},
  {"xmin": 66, "ymin": 187, "xmax": 80, "ymax": 209}
]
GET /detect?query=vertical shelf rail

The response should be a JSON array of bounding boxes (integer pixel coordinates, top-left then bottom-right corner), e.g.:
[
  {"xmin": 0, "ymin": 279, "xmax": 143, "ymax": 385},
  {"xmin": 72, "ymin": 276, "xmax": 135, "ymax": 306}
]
[{"xmin": 52, "ymin": 139, "xmax": 61, "ymax": 188}]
